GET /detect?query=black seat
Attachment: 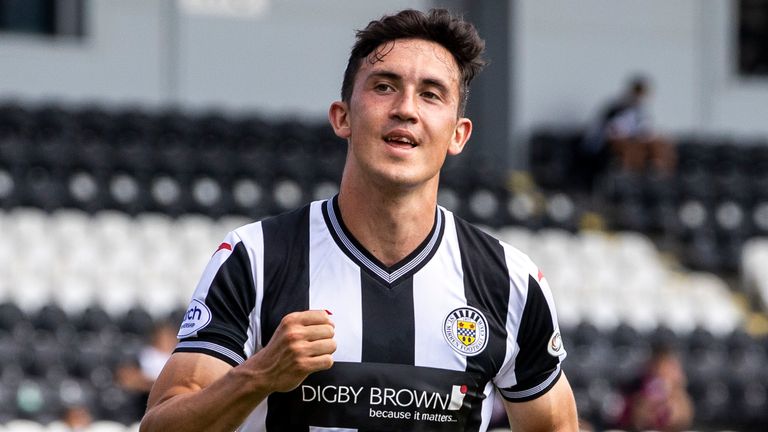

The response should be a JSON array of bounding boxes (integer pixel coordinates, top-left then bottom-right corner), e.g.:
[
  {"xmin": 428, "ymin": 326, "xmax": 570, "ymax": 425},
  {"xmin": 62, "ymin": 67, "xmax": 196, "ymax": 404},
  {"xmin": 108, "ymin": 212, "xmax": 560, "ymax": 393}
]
[
  {"xmin": 106, "ymin": 171, "xmax": 151, "ymax": 215},
  {"xmin": 529, "ymin": 127, "xmax": 582, "ymax": 191},
  {"xmin": 0, "ymin": 102, "xmax": 32, "ymax": 169},
  {"xmin": 97, "ymin": 384, "xmax": 146, "ymax": 424},
  {"xmin": 76, "ymin": 305, "xmax": 118, "ymax": 334},
  {"xmin": 18, "ymin": 165, "xmax": 69, "ymax": 210},
  {"xmin": 119, "ymin": 306, "xmax": 156, "ymax": 336},
  {"xmin": 0, "ymin": 302, "xmax": 28, "ymax": 334},
  {"xmin": 154, "ymin": 110, "xmax": 195, "ymax": 176},
  {"xmin": 19, "ymin": 333, "xmax": 63, "ymax": 378}
]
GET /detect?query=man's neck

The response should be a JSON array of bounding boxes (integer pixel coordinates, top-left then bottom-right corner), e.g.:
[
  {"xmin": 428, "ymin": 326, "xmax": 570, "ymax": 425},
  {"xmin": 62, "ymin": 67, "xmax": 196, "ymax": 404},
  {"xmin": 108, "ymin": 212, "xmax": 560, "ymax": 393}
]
[{"xmin": 337, "ymin": 180, "xmax": 438, "ymax": 268}]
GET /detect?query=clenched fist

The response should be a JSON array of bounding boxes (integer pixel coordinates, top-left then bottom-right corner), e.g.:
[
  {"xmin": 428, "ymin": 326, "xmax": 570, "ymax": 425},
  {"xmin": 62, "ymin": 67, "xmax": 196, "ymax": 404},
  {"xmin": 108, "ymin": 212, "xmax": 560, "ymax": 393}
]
[{"xmin": 244, "ymin": 310, "xmax": 337, "ymax": 394}]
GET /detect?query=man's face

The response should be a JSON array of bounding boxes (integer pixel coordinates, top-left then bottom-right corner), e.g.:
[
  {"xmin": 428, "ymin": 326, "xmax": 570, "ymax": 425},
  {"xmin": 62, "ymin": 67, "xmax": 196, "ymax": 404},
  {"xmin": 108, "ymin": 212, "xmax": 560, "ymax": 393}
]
[{"xmin": 329, "ymin": 38, "xmax": 471, "ymax": 192}]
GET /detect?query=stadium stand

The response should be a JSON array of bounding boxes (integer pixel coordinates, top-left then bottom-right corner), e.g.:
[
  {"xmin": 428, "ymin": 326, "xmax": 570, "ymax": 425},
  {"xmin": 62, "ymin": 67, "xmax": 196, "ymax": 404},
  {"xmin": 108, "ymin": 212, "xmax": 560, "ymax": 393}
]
[{"xmin": 1, "ymin": 101, "xmax": 767, "ymax": 431}]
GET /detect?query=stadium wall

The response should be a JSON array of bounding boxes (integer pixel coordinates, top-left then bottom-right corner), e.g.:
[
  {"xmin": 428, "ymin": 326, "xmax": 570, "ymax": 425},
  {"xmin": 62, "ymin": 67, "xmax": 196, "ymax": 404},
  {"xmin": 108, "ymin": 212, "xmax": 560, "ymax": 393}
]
[{"xmin": 0, "ymin": 0, "xmax": 766, "ymax": 135}]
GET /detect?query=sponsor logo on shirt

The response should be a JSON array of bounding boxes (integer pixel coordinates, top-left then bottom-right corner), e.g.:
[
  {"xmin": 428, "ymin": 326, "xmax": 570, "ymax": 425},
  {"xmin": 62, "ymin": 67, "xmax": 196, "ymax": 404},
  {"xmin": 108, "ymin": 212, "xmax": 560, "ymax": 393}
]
[
  {"xmin": 177, "ymin": 299, "xmax": 212, "ymax": 338},
  {"xmin": 274, "ymin": 361, "xmax": 482, "ymax": 429},
  {"xmin": 300, "ymin": 384, "xmax": 467, "ymax": 411},
  {"xmin": 443, "ymin": 306, "xmax": 488, "ymax": 356},
  {"xmin": 300, "ymin": 382, "xmax": 468, "ymax": 424}
]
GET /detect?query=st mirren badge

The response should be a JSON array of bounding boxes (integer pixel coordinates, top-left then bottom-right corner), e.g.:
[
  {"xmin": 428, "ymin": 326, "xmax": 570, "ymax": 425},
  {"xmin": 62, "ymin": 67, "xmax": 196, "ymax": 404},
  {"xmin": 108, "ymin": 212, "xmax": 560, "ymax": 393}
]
[{"xmin": 443, "ymin": 306, "xmax": 488, "ymax": 356}]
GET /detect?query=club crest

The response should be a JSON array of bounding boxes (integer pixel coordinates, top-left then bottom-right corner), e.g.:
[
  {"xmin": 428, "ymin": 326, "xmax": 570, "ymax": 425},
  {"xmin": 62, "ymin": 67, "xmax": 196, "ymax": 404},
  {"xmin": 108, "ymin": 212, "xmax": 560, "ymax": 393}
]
[{"xmin": 443, "ymin": 306, "xmax": 488, "ymax": 356}]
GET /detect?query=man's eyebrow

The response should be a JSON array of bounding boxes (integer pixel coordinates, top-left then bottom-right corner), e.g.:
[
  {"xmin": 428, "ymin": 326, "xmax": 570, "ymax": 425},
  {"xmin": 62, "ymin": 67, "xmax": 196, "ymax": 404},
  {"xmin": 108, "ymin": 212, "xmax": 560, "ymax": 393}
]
[
  {"xmin": 367, "ymin": 70, "xmax": 402, "ymax": 82},
  {"xmin": 422, "ymin": 77, "xmax": 451, "ymax": 95},
  {"xmin": 368, "ymin": 70, "xmax": 452, "ymax": 94}
]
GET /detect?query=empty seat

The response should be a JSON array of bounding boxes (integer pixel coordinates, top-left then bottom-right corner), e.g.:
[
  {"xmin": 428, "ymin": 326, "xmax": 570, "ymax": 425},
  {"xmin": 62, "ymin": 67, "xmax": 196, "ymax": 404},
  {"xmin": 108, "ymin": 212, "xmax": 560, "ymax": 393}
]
[
  {"xmin": 2, "ymin": 420, "xmax": 45, "ymax": 432},
  {"xmin": 87, "ymin": 420, "xmax": 132, "ymax": 432}
]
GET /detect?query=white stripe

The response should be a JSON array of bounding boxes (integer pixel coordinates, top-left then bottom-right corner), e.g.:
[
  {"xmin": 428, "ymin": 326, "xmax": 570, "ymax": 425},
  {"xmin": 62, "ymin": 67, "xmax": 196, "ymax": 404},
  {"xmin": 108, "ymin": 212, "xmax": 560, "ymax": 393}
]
[
  {"xmin": 413, "ymin": 210, "xmax": 466, "ymax": 372},
  {"xmin": 190, "ymin": 234, "xmax": 239, "ymax": 302},
  {"xmin": 176, "ymin": 341, "xmax": 246, "ymax": 365},
  {"xmin": 493, "ymin": 242, "xmax": 535, "ymax": 390},
  {"xmin": 478, "ymin": 380, "xmax": 496, "ymax": 431},
  {"xmin": 499, "ymin": 364, "xmax": 561, "ymax": 400},
  {"xmin": 309, "ymin": 201, "xmax": 363, "ymax": 363},
  {"xmin": 235, "ymin": 221, "xmax": 265, "ymax": 355}
]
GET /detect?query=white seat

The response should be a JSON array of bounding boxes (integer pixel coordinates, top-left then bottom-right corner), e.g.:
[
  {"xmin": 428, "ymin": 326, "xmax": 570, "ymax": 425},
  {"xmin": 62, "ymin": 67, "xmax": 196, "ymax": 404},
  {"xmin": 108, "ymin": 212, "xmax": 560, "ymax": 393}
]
[
  {"xmin": 50, "ymin": 208, "xmax": 90, "ymax": 243},
  {"xmin": 138, "ymin": 275, "xmax": 184, "ymax": 318},
  {"xmin": 93, "ymin": 210, "xmax": 134, "ymax": 248},
  {"xmin": 136, "ymin": 212, "xmax": 173, "ymax": 245},
  {"xmin": 52, "ymin": 273, "xmax": 95, "ymax": 315},
  {"xmin": 3, "ymin": 419, "xmax": 46, "ymax": 432},
  {"xmin": 7, "ymin": 207, "xmax": 48, "ymax": 239},
  {"xmin": 87, "ymin": 421, "xmax": 130, "ymax": 432},
  {"xmin": 94, "ymin": 274, "xmax": 139, "ymax": 317},
  {"xmin": 654, "ymin": 284, "xmax": 696, "ymax": 334},
  {"xmin": 44, "ymin": 421, "xmax": 71, "ymax": 432},
  {"xmin": 175, "ymin": 214, "xmax": 213, "ymax": 247},
  {"xmin": 496, "ymin": 225, "xmax": 532, "ymax": 251},
  {"xmin": 684, "ymin": 272, "xmax": 743, "ymax": 335},
  {"xmin": 581, "ymin": 292, "xmax": 620, "ymax": 331},
  {"xmin": 618, "ymin": 291, "xmax": 659, "ymax": 332},
  {"xmin": 7, "ymin": 271, "xmax": 51, "ymax": 313},
  {"xmin": 742, "ymin": 238, "xmax": 768, "ymax": 308}
]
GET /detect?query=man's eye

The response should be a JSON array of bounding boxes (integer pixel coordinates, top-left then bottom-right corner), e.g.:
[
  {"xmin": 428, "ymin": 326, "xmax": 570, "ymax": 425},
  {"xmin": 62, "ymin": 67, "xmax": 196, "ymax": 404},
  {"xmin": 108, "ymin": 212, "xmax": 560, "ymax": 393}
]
[
  {"xmin": 422, "ymin": 91, "xmax": 439, "ymax": 100},
  {"xmin": 375, "ymin": 83, "xmax": 394, "ymax": 92}
]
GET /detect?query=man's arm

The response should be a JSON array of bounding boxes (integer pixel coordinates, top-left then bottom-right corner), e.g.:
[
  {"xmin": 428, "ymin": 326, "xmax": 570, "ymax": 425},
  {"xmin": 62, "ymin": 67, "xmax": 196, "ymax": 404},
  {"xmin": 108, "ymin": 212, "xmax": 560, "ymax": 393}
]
[
  {"xmin": 140, "ymin": 310, "xmax": 336, "ymax": 432},
  {"xmin": 503, "ymin": 373, "xmax": 579, "ymax": 432}
]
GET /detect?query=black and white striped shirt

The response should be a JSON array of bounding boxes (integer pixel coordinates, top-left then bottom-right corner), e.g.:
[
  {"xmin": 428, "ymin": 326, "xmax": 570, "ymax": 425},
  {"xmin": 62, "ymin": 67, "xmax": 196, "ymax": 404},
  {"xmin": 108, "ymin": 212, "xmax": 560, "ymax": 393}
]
[{"xmin": 175, "ymin": 196, "xmax": 566, "ymax": 431}]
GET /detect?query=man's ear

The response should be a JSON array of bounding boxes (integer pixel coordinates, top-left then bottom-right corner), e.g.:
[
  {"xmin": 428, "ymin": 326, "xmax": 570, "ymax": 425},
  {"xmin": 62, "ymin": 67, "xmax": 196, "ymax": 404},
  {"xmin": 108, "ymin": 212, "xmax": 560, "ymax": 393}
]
[
  {"xmin": 448, "ymin": 117, "xmax": 472, "ymax": 156},
  {"xmin": 328, "ymin": 101, "xmax": 351, "ymax": 139}
]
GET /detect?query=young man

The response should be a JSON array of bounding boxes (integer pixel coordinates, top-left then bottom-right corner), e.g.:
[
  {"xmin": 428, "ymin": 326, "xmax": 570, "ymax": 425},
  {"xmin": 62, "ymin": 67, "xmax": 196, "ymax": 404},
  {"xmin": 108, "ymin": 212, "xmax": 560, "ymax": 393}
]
[{"xmin": 141, "ymin": 9, "xmax": 578, "ymax": 432}]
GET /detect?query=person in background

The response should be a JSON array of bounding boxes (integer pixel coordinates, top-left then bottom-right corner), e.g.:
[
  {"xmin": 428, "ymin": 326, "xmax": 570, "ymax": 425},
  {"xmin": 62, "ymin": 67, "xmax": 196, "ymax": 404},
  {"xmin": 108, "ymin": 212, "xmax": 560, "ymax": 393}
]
[
  {"xmin": 616, "ymin": 342, "xmax": 694, "ymax": 432},
  {"xmin": 115, "ymin": 321, "xmax": 177, "ymax": 419},
  {"xmin": 61, "ymin": 403, "xmax": 93, "ymax": 431},
  {"xmin": 583, "ymin": 75, "xmax": 676, "ymax": 178},
  {"xmin": 116, "ymin": 321, "xmax": 178, "ymax": 393}
]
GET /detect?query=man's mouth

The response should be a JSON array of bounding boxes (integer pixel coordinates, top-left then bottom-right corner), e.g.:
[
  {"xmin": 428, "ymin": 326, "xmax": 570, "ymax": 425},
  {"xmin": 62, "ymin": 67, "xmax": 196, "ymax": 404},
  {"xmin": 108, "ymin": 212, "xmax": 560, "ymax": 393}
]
[{"xmin": 384, "ymin": 133, "xmax": 417, "ymax": 148}]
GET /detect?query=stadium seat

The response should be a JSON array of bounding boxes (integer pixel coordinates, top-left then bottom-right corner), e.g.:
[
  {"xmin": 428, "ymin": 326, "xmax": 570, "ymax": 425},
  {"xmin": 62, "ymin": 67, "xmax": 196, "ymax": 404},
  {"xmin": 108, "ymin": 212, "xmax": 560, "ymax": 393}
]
[
  {"xmin": 51, "ymin": 274, "xmax": 96, "ymax": 316},
  {"xmin": 2, "ymin": 420, "xmax": 46, "ymax": 432},
  {"xmin": 87, "ymin": 420, "xmax": 132, "ymax": 432}
]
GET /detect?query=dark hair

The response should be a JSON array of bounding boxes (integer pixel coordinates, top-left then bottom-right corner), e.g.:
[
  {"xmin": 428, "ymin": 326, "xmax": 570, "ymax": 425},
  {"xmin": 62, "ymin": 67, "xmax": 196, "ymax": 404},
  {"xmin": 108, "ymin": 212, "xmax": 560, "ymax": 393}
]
[
  {"xmin": 341, "ymin": 8, "xmax": 486, "ymax": 116},
  {"xmin": 628, "ymin": 74, "xmax": 650, "ymax": 96}
]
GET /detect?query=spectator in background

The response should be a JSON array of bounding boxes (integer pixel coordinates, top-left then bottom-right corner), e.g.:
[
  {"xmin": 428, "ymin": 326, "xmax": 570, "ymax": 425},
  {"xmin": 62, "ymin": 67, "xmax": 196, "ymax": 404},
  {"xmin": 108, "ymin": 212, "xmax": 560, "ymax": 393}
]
[
  {"xmin": 582, "ymin": 75, "xmax": 677, "ymax": 179},
  {"xmin": 115, "ymin": 321, "xmax": 177, "ymax": 417},
  {"xmin": 616, "ymin": 342, "xmax": 694, "ymax": 432},
  {"xmin": 61, "ymin": 403, "xmax": 93, "ymax": 431}
]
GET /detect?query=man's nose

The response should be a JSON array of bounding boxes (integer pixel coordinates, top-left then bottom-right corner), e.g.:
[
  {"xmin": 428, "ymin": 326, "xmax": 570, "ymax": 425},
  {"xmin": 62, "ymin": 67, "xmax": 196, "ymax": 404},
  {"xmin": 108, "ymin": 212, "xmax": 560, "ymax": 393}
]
[{"xmin": 390, "ymin": 92, "xmax": 418, "ymax": 122}]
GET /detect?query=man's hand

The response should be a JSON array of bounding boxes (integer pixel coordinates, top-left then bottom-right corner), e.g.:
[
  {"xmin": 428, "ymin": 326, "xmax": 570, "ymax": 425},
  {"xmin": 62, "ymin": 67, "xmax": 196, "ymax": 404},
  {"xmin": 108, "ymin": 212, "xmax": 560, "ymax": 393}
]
[{"xmin": 246, "ymin": 310, "xmax": 337, "ymax": 394}]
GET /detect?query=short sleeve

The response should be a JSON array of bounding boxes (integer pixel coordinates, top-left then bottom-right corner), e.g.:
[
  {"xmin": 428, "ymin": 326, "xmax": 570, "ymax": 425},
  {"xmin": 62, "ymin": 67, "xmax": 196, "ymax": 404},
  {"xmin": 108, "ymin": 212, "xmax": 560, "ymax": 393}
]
[
  {"xmin": 497, "ymin": 273, "xmax": 567, "ymax": 402},
  {"xmin": 174, "ymin": 231, "xmax": 259, "ymax": 367}
]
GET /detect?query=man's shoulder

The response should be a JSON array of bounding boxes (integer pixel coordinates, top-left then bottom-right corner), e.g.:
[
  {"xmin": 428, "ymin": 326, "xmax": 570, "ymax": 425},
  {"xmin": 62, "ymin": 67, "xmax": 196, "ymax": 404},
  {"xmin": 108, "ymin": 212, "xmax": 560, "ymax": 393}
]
[
  {"xmin": 225, "ymin": 201, "xmax": 321, "ymax": 249},
  {"xmin": 448, "ymin": 211, "xmax": 538, "ymax": 275},
  {"xmin": 235, "ymin": 201, "xmax": 318, "ymax": 232}
]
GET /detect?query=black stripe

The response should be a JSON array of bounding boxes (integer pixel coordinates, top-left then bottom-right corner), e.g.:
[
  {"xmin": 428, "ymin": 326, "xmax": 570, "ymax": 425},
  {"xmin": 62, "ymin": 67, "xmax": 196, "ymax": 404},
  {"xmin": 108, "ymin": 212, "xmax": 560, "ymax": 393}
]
[
  {"xmin": 500, "ymin": 276, "xmax": 558, "ymax": 399},
  {"xmin": 260, "ymin": 204, "xmax": 311, "ymax": 432},
  {"xmin": 176, "ymin": 242, "xmax": 257, "ymax": 363},
  {"xmin": 360, "ymin": 271, "xmax": 415, "ymax": 364},
  {"xmin": 454, "ymin": 217, "xmax": 511, "ymax": 431}
]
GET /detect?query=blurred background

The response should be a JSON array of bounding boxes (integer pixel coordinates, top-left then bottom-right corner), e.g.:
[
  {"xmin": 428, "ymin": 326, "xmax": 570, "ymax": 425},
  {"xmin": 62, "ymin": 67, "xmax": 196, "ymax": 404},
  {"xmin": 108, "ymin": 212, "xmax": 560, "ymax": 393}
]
[{"xmin": 1, "ymin": 0, "xmax": 767, "ymax": 431}]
